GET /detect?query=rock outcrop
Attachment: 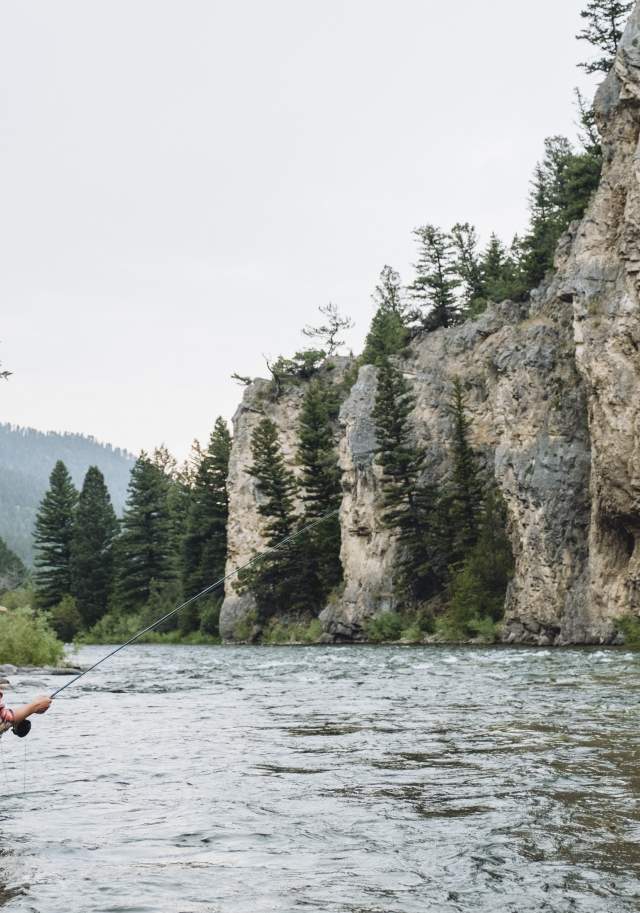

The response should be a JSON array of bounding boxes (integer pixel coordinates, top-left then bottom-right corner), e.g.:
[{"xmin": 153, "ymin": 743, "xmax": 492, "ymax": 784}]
[{"xmin": 220, "ymin": 7, "xmax": 640, "ymax": 645}]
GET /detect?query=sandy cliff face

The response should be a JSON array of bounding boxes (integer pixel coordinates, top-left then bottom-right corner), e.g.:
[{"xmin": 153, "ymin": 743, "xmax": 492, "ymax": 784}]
[{"xmin": 221, "ymin": 8, "xmax": 640, "ymax": 644}]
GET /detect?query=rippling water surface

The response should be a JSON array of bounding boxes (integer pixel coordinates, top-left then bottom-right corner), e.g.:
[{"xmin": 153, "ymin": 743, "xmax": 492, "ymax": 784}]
[{"xmin": 1, "ymin": 645, "xmax": 640, "ymax": 912}]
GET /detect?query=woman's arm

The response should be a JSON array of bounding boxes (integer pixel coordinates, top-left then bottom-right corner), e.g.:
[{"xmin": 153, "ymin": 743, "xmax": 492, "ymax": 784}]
[{"xmin": 6, "ymin": 695, "xmax": 53, "ymax": 725}]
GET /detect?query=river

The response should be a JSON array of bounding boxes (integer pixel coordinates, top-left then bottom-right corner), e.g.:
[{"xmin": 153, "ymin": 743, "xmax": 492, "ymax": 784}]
[{"xmin": 0, "ymin": 644, "xmax": 639, "ymax": 912}]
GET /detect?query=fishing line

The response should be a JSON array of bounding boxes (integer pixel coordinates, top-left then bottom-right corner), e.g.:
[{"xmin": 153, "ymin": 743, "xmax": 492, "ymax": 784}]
[
  {"xmin": 51, "ymin": 508, "xmax": 339, "ymax": 699},
  {"xmin": 0, "ymin": 738, "xmax": 8, "ymax": 791}
]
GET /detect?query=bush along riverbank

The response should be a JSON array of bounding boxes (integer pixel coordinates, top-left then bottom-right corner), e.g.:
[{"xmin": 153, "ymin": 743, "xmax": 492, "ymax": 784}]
[{"xmin": 0, "ymin": 598, "xmax": 64, "ymax": 666}]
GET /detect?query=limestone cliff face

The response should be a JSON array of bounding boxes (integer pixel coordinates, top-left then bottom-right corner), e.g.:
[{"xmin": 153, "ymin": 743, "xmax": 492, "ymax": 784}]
[
  {"xmin": 563, "ymin": 7, "xmax": 640, "ymax": 633},
  {"xmin": 326, "ymin": 295, "xmax": 593, "ymax": 644},
  {"xmin": 219, "ymin": 378, "xmax": 307, "ymax": 641},
  {"xmin": 221, "ymin": 7, "xmax": 640, "ymax": 644},
  {"xmin": 219, "ymin": 360, "xmax": 351, "ymax": 641}
]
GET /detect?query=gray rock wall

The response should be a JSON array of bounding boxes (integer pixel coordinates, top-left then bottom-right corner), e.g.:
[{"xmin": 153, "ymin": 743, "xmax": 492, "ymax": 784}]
[{"xmin": 221, "ymin": 4, "xmax": 640, "ymax": 644}]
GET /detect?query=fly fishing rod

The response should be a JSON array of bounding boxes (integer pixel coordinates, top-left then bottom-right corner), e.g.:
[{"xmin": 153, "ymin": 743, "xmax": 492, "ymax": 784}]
[{"xmin": 49, "ymin": 507, "xmax": 339, "ymax": 700}]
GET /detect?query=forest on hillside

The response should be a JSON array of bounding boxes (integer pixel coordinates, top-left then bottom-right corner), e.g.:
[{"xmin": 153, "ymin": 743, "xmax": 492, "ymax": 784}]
[{"xmin": 0, "ymin": 423, "xmax": 135, "ymax": 563}]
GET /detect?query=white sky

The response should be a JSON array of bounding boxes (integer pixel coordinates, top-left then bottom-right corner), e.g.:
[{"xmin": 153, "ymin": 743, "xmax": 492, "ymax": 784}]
[{"xmin": 1, "ymin": 0, "xmax": 598, "ymax": 458}]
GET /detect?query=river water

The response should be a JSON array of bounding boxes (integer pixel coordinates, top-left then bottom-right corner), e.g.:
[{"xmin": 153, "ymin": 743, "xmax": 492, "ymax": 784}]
[{"xmin": 1, "ymin": 644, "xmax": 640, "ymax": 912}]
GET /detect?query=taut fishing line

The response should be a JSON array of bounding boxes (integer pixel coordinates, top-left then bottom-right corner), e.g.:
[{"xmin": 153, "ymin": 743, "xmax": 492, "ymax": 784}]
[{"xmin": 50, "ymin": 508, "xmax": 339, "ymax": 699}]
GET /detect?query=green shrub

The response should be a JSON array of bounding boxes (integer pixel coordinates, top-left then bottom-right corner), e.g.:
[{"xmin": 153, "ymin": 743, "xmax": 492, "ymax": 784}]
[
  {"xmin": 79, "ymin": 609, "xmax": 220, "ymax": 645},
  {"xmin": 617, "ymin": 615, "xmax": 640, "ymax": 648},
  {"xmin": 79, "ymin": 610, "xmax": 143, "ymax": 644},
  {"xmin": 400, "ymin": 624, "xmax": 422, "ymax": 643},
  {"xmin": 199, "ymin": 598, "xmax": 221, "ymax": 637},
  {"xmin": 467, "ymin": 615, "xmax": 502, "ymax": 643},
  {"xmin": 0, "ymin": 587, "xmax": 36, "ymax": 611},
  {"xmin": 263, "ymin": 617, "xmax": 323, "ymax": 644},
  {"xmin": 364, "ymin": 612, "xmax": 404, "ymax": 643},
  {"xmin": 0, "ymin": 607, "xmax": 64, "ymax": 666},
  {"xmin": 234, "ymin": 609, "xmax": 258, "ymax": 642},
  {"xmin": 50, "ymin": 595, "xmax": 83, "ymax": 642}
]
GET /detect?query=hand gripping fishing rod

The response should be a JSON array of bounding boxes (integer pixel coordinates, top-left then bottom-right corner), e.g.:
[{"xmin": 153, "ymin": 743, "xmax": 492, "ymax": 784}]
[{"xmin": 48, "ymin": 508, "xmax": 339, "ymax": 701}]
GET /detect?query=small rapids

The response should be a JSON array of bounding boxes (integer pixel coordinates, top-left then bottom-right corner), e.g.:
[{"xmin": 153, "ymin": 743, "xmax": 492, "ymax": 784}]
[{"xmin": 1, "ymin": 644, "xmax": 640, "ymax": 912}]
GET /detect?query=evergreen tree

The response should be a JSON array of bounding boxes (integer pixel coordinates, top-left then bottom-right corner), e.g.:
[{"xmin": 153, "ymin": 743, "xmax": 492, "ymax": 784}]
[
  {"xmin": 408, "ymin": 225, "xmax": 461, "ymax": 329},
  {"xmin": 181, "ymin": 419, "xmax": 232, "ymax": 632},
  {"xmin": 297, "ymin": 379, "xmax": 342, "ymax": 598},
  {"xmin": 70, "ymin": 466, "xmax": 119, "ymax": 628},
  {"xmin": 451, "ymin": 223, "xmax": 486, "ymax": 317},
  {"xmin": 577, "ymin": 0, "xmax": 633, "ymax": 74},
  {"xmin": 448, "ymin": 379, "xmax": 483, "ymax": 564},
  {"xmin": 0, "ymin": 536, "xmax": 27, "ymax": 592},
  {"xmin": 373, "ymin": 359, "xmax": 440, "ymax": 602},
  {"xmin": 362, "ymin": 266, "xmax": 409, "ymax": 366},
  {"xmin": 242, "ymin": 419, "xmax": 312, "ymax": 621},
  {"xmin": 522, "ymin": 136, "xmax": 601, "ymax": 288},
  {"xmin": 33, "ymin": 461, "xmax": 78, "ymax": 608},
  {"xmin": 447, "ymin": 485, "xmax": 514, "ymax": 638},
  {"xmin": 116, "ymin": 451, "xmax": 175, "ymax": 612}
]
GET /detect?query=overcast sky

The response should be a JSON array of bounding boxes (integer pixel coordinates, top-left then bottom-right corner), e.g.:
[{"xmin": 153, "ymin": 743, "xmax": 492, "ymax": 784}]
[{"xmin": 1, "ymin": 0, "xmax": 599, "ymax": 459}]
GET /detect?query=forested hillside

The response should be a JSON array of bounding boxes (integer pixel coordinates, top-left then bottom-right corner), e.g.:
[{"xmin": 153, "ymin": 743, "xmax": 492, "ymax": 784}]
[{"xmin": 0, "ymin": 424, "xmax": 135, "ymax": 564}]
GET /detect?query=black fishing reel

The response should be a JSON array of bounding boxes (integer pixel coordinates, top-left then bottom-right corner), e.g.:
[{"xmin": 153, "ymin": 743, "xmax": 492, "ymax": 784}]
[{"xmin": 12, "ymin": 720, "xmax": 31, "ymax": 738}]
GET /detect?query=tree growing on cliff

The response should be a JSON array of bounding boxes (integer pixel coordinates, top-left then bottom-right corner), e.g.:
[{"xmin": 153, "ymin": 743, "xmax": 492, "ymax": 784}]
[
  {"xmin": 521, "ymin": 135, "xmax": 602, "ymax": 288},
  {"xmin": 297, "ymin": 379, "xmax": 343, "ymax": 600},
  {"xmin": 448, "ymin": 379, "xmax": 483, "ymax": 566},
  {"xmin": 479, "ymin": 234, "xmax": 522, "ymax": 304},
  {"xmin": 70, "ymin": 466, "xmax": 119, "ymax": 629},
  {"xmin": 577, "ymin": 0, "xmax": 633, "ymax": 74},
  {"xmin": 447, "ymin": 485, "xmax": 514, "ymax": 638},
  {"xmin": 115, "ymin": 452, "xmax": 176, "ymax": 612},
  {"xmin": 362, "ymin": 266, "xmax": 409, "ymax": 366},
  {"xmin": 243, "ymin": 419, "xmax": 314, "ymax": 621},
  {"xmin": 408, "ymin": 225, "xmax": 461, "ymax": 330},
  {"xmin": 373, "ymin": 359, "xmax": 441, "ymax": 602},
  {"xmin": 34, "ymin": 461, "xmax": 78, "ymax": 608},
  {"xmin": 181, "ymin": 418, "xmax": 232, "ymax": 633},
  {"xmin": 302, "ymin": 302, "xmax": 354, "ymax": 356},
  {"xmin": 451, "ymin": 223, "xmax": 487, "ymax": 318}
]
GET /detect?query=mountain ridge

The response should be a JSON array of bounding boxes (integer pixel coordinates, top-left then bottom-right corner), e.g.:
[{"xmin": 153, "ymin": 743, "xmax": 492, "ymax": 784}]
[{"xmin": 0, "ymin": 422, "xmax": 136, "ymax": 565}]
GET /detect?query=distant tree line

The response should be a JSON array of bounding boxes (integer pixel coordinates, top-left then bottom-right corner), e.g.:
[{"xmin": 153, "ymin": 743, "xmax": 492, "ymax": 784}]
[{"xmin": 31, "ymin": 419, "xmax": 232, "ymax": 642}]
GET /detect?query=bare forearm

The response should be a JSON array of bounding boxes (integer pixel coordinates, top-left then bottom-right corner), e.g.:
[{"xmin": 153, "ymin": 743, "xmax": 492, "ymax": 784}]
[
  {"xmin": 11, "ymin": 701, "xmax": 40, "ymax": 725},
  {"xmin": 11, "ymin": 695, "xmax": 52, "ymax": 724}
]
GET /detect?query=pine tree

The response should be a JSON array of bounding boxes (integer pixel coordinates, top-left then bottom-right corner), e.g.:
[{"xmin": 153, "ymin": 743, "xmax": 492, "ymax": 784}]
[
  {"xmin": 362, "ymin": 266, "xmax": 409, "ymax": 366},
  {"xmin": 242, "ymin": 419, "xmax": 310, "ymax": 621},
  {"xmin": 297, "ymin": 379, "xmax": 342, "ymax": 599},
  {"xmin": 522, "ymin": 136, "xmax": 602, "ymax": 288},
  {"xmin": 408, "ymin": 225, "xmax": 461, "ymax": 329},
  {"xmin": 577, "ymin": 0, "xmax": 633, "ymax": 74},
  {"xmin": 448, "ymin": 379, "xmax": 483, "ymax": 564},
  {"xmin": 116, "ymin": 452, "xmax": 175, "ymax": 612},
  {"xmin": 70, "ymin": 466, "xmax": 119, "ymax": 628},
  {"xmin": 0, "ymin": 537, "xmax": 27, "ymax": 592},
  {"xmin": 373, "ymin": 360, "xmax": 440, "ymax": 602},
  {"xmin": 181, "ymin": 418, "xmax": 232, "ymax": 632},
  {"xmin": 451, "ymin": 223, "xmax": 486, "ymax": 317},
  {"xmin": 33, "ymin": 461, "xmax": 78, "ymax": 608},
  {"xmin": 447, "ymin": 485, "xmax": 514, "ymax": 638}
]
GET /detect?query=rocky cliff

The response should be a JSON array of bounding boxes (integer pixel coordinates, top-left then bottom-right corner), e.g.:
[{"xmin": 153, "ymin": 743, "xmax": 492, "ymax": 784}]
[{"xmin": 220, "ymin": 8, "xmax": 640, "ymax": 645}]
